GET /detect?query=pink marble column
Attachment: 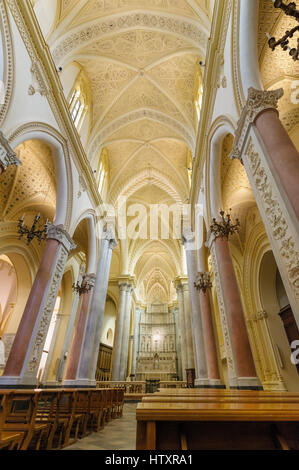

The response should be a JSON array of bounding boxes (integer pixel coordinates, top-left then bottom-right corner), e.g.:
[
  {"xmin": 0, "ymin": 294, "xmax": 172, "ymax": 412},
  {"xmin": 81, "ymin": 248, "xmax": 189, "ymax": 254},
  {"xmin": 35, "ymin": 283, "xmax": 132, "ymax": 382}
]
[
  {"xmin": 199, "ymin": 287, "xmax": 221, "ymax": 382},
  {"xmin": 64, "ymin": 274, "xmax": 95, "ymax": 382},
  {"xmin": 214, "ymin": 237, "xmax": 258, "ymax": 379},
  {"xmin": 3, "ymin": 238, "xmax": 61, "ymax": 377},
  {"xmin": 255, "ymin": 108, "xmax": 299, "ymax": 221},
  {"xmin": 0, "ymin": 224, "xmax": 75, "ymax": 387}
]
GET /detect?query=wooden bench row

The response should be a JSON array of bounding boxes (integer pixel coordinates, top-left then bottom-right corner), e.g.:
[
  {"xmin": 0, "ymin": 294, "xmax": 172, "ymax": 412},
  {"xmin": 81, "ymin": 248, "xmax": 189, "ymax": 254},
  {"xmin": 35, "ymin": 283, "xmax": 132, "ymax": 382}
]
[
  {"xmin": 136, "ymin": 388, "xmax": 299, "ymax": 450},
  {"xmin": 0, "ymin": 387, "xmax": 124, "ymax": 450}
]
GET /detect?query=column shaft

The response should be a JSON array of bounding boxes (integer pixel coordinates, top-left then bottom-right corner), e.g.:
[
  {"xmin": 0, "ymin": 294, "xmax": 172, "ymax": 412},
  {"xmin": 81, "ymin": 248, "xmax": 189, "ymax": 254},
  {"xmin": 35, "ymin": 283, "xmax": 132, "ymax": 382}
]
[
  {"xmin": 119, "ymin": 286, "xmax": 133, "ymax": 380},
  {"xmin": 199, "ymin": 289, "xmax": 221, "ymax": 382},
  {"xmin": 255, "ymin": 109, "xmax": 299, "ymax": 221},
  {"xmin": 214, "ymin": 237, "xmax": 258, "ymax": 380},
  {"xmin": 0, "ymin": 225, "xmax": 75, "ymax": 387},
  {"xmin": 111, "ymin": 284, "xmax": 127, "ymax": 381},
  {"xmin": 64, "ymin": 278, "xmax": 94, "ymax": 381},
  {"xmin": 76, "ymin": 231, "xmax": 116, "ymax": 387},
  {"xmin": 131, "ymin": 308, "xmax": 141, "ymax": 378}
]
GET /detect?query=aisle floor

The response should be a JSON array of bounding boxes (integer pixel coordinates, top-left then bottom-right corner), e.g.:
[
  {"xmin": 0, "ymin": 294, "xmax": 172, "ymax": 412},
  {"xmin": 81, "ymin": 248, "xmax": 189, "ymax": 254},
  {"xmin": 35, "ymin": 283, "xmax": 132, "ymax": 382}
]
[{"xmin": 65, "ymin": 403, "xmax": 138, "ymax": 450}]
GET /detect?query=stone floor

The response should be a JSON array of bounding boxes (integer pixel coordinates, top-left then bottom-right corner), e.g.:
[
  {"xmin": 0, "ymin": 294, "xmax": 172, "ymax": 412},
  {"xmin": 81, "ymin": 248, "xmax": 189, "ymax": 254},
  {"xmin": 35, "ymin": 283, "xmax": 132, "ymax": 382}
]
[{"xmin": 64, "ymin": 403, "xmax": 138, "ymax": 450}]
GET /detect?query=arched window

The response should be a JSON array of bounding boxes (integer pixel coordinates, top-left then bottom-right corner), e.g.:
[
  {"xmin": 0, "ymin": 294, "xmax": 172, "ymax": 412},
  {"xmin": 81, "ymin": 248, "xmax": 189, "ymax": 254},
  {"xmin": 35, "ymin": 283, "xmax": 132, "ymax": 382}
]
[
  {"xmin": 68, "ymin": 69, "xmax": 90, "ymax": 130},
  {"xmin": 97, "ymin": 148, "xmax": 109, "ymax": 197}
]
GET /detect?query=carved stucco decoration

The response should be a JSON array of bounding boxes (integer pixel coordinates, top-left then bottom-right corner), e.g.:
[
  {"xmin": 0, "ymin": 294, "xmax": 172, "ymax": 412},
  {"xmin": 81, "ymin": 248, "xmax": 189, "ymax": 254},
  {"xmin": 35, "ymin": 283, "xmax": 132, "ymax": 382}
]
[
  {"xmin": 209, "ymin": 242, "xmax": 236, "ymax": 378},
  {"xmin": 0, "ymin": 1, "xmax": 14, "ymax": 126},
  {"xmin": 244, "ymin": 139, "xmax": 299, "ymax": 300},
  {"xmin": 230, "ymin": 87, "xmax": 284, "ymax": 161},
  {"xmin": 26, "ymin": 225, "xmax": 76, "ymax": 375},
  {"xmin": 0, "ymin": 131, "xmax": 21, "ymax": 171},
  {"xmin": 52, "ymin": 12, "xmax": 208, "ymax": 62}
]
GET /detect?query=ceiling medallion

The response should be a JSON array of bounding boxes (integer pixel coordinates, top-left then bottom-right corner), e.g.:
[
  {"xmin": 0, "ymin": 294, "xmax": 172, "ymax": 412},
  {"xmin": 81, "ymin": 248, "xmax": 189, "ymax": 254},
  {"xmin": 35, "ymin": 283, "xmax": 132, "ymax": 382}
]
[{"xmin": 267, "ymin": 0, "xmax": 299, "ymax": 61}]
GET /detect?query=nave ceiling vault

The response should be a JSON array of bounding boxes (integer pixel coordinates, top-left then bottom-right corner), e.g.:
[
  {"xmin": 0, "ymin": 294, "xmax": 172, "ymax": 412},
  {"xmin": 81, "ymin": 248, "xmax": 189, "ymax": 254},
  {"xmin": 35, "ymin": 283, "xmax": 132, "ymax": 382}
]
[{"xmin": 32, "ymin": 0, "xmax": 212, "ymax": 303}]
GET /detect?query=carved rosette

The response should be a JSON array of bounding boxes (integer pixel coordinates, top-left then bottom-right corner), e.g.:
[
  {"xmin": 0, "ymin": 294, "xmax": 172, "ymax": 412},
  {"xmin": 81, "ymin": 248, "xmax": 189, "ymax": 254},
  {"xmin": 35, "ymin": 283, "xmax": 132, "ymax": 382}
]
[
  {"xmin": 0, "ymin": 131, "xmax": 21, "ymax": 171},
  {"xmin": 230, "ymin": 87, "xmax": 284, "ymax": 161},
  {"xmin": 194, "ymin": 272, "xmax": 212, "ymax": 293}
]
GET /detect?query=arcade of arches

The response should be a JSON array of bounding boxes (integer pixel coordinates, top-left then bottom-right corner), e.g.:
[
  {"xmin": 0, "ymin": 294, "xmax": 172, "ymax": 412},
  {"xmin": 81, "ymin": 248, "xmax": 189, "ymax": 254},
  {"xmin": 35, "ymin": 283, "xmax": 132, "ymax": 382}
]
[{"xmin": 0, "ymin": 0, "xmax": 299, "ymax": 451}]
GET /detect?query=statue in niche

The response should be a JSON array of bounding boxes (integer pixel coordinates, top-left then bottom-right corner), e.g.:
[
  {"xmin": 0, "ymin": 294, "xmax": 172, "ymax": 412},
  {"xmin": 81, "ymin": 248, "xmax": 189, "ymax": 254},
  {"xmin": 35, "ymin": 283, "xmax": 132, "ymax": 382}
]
[{"xmin": 153, "ymin": 353, "xmax": 159, "ymax": 370}]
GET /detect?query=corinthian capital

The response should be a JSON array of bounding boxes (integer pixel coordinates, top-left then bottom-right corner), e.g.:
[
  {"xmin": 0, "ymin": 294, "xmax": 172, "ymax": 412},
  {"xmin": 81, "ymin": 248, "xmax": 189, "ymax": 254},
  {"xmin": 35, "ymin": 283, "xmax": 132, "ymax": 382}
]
[
  {"xmin": 46, "ymin": 224, "xmax": 76, "ymax": 252},
  {"xmin": 194, "ymin": 272, "xmax": 212, "ymax": 293},
  {"xmin": 102, "ymin": 224, "xmax": 117, "ymax": 249},
  {"xmin": 0, "ymin": 131, "xmax": 21, "ymax": 171},
  {"xmin": 230, "ymin": 87, "xmax": 283, "ymax": 161}
]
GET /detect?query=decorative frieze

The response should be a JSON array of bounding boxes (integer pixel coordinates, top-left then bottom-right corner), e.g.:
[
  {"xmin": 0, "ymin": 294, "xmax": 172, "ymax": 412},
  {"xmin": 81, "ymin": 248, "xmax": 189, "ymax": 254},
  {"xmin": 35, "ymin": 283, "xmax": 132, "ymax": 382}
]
[
  {"xmin": 230, "ymin": 87, "xmax": 284, "ymax": 161},
  {"xmin": 0, "ymin": 131, "xmax": 21, "ymax": 171}
]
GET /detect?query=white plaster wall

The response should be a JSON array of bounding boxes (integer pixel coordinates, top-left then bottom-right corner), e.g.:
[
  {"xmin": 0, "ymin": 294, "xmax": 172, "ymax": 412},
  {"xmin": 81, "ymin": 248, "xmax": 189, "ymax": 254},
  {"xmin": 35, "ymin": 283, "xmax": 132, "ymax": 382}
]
[
  {"xmin": 211, "ymin": 15, "xmax": 239, "ymax": 127},
  {"xmin": 2, "ymin": 10, "xmax": 59, "ymax": 136},
  {"xmin": 33, "ymin": 0, "xmax": 58, "ymax": 40}
]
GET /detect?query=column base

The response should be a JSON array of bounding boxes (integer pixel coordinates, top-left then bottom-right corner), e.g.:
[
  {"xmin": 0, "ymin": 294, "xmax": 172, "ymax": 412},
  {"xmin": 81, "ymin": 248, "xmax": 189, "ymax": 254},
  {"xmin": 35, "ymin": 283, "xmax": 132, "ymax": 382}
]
[
  {"xmin": 43, "ymin": 381, "xmax": 61, "ymax": 389},
  {"xmin": 0, "ymin": 376, "xmax": 37, "ymax": 389},
  {"xmin": 229, "ymin": 376, "xmax": 263, "ymax": 391},
  {"xmin": 63, "ymin": 378, "xmax": 97, "ymax": 388},
  {"xmin": 194, "ymin": 378, "xmax": 211, "ymax": 388}
]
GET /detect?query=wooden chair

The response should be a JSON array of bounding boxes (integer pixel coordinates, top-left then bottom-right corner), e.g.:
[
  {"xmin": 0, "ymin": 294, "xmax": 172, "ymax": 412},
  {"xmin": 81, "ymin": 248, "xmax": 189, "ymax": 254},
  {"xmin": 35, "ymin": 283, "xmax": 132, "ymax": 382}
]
[{"xmin": 0, "ymin": 393, "xmax": 24, "ymax": 450}]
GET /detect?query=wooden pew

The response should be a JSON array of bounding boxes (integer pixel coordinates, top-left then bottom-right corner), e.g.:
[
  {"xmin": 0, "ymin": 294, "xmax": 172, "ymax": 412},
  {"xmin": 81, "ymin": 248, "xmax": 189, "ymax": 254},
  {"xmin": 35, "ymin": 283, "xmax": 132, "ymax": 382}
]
[
  {"xmin": 136, "ymin": 393, "xmax": 299, "ymax": 450},
  {"xmin": 0, "ymin": 390, "xmax": 49, "ymax": 450},
  {"xmin": 0, "ymin": 393, "xmax": 24, "ymax": 450}
]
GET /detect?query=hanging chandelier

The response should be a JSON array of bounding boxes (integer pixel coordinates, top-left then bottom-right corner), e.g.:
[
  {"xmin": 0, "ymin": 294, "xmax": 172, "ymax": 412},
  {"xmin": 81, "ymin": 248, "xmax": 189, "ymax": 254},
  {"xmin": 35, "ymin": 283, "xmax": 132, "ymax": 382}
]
[
  {"xmin": 17, "ymin": 214, "xmax": 49, "ymax": 245},
  {"xmin": 210, "ymin": 210, "xmax": 240, "ymax": 240},
  {"xmin": 267, "ymin": 0, "xmax": 299, "ymax": 61}
]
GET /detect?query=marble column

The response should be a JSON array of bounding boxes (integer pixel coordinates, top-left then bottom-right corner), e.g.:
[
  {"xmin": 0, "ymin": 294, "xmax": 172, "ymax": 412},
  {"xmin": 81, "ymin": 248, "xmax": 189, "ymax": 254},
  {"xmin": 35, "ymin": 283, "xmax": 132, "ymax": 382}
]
[
  {"xmin": 209, "ymin": 225, "xmax": 261, "ymax": 390},
  {"xmin": 0, "ymin": 224, "xmax": 76, "ymax": 388},
  {"xmin": 63, "ymin": 273, "xmax": 96, "ymax": 384},
  {"xmin": 119, "ymin": 284, "xmax": 134, "ymax": 381},
  {"xmin": 194, "ymin": 272, "xmax": 223, "ymax": 388},
  {"xmin": 182, "ymin": 237, "xmax": 209, "ymax": 387},
  {"xmin": 0, "ymin": 131, "xmax": 21, "ymax": 174},
  {"xmin": 111, "ymin": 281, "xmax": 128, "ymax": 381},
  {"xmin": 175, "ymin": 282, "xmax": 187, "ymax": 381},
  {"xmin": 172, "ymin": 305, "xmax": 182, "ymax": 380},
  {"xmin": 75, "ymin": 228, "xmax": 117, "ymax": 387},
  {"xmin": 131, "ymin": 307, "xmax": 141, "ymax": 378},
  {"xmin": 181, "ymin": 283, "xmax": 195, "ymax": 370}
]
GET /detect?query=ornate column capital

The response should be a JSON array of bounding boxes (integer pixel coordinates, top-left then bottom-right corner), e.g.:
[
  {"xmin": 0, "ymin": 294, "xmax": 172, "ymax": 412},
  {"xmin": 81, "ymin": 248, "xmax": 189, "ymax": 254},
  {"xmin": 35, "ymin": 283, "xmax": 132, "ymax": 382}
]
[
  {"xmin": 83, "ymin": 273, "xmax": 96, "ymax": 289},
  {"xmin": 181, "ymin": 230, "xmax": 195, "ymax": 247},
  {"xmin": 0, "ymin": 131, "xmax": 21, "ymax": 171},
  {"xmin": 194, "ymin": 272, "xmax": 212, "ymax": 293},
  {"xmin": 230, "ymin": 87, "xmax": 283, "ymax": 161},
  {"xmin": 102, "ymin": 224, "xmax": 117, "ymax": 249},
  {"xmin": 46, "ymin": 224, "xmax": 76, "ymax": 253}
]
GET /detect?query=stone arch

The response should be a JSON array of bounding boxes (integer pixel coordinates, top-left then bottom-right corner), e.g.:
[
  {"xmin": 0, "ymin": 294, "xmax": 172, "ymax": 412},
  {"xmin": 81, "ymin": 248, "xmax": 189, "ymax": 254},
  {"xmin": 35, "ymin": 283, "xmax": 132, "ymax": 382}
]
[
  {"xmin": 205, "ymin": 116, "xmax": 237, "ymax": 224},
  {"xmin": 0, "ymin": 1, "xmax": 13, "ymax": 126},
  {"xmin": 7, "ymin": 122, "xmax": 73, "ymax": 229},
  {"xmin": 70, "ymin": 210, "xmax": 97, "ymax": 274}
]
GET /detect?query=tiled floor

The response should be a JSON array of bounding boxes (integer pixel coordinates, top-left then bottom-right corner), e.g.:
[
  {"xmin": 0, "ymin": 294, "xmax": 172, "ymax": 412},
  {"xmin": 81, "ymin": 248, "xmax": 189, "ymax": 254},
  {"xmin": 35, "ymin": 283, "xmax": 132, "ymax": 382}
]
[{"xmin": 65, "ymin": 403, "xmax": 138, "ymax": 450}]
